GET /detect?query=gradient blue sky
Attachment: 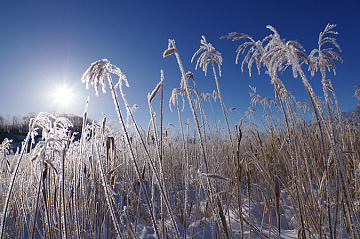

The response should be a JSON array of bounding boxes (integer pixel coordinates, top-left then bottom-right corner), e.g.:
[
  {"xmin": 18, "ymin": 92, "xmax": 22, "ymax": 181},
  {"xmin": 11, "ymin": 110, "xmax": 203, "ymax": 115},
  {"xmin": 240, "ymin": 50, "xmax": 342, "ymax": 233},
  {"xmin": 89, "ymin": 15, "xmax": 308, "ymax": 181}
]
[{"xmin": 0, "ymin": 0, "xmax": 359, "ymax": 130}]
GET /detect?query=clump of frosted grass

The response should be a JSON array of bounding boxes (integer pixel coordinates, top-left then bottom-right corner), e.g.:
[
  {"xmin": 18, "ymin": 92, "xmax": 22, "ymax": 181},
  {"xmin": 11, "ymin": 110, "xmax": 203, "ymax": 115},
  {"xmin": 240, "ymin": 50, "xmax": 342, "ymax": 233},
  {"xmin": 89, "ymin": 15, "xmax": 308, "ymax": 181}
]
[{"xmin": 0, "ymin": 112, "xmax": 73, "ymax": 239}]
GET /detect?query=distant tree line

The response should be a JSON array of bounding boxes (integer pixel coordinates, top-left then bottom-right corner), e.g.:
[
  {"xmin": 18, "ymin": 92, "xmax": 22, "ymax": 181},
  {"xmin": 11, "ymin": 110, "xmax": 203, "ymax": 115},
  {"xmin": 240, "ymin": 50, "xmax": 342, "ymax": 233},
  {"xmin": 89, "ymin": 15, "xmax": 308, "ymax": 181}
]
[
  {"xmin": 0, "ymin": 107, "xmax": 358, "ymax": 136},
  {"xmin": 0, "ymin": 112, "xmax": 91, "ymax": 134},
  {"xmin": 342, "ymin": 105, "xmax": 360, "ymax": 124}
]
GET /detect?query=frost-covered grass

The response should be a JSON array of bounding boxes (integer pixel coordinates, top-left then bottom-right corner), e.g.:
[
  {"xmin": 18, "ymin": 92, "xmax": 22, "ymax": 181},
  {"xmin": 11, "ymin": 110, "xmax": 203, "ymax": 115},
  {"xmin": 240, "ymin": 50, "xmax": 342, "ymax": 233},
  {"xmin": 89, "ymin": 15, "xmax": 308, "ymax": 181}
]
[{"xmin": 1, "ymin": 24, "xmax": 360, "ymax": 239}]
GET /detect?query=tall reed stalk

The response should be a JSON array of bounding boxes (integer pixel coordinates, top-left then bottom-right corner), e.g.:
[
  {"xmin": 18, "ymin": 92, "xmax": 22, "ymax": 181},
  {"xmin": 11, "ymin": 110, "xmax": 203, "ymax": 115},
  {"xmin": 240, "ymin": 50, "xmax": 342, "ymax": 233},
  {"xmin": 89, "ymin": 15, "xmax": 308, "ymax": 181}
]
[
  {"xmin": 82, "ymin": 59, "xmax": 160, "ymax": 238},
  {"xmin": 192, "ymin": 36, "xmax": 235, "ymax": 158}
]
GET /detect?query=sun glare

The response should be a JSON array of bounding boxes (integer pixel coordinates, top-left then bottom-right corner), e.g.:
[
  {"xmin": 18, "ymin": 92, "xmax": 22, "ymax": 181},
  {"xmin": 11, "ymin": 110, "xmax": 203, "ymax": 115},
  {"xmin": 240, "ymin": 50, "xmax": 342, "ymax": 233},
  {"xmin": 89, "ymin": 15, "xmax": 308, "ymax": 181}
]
[{"xmin": 52, "ymin": 84, "xmax": 75, "ymax": 109}]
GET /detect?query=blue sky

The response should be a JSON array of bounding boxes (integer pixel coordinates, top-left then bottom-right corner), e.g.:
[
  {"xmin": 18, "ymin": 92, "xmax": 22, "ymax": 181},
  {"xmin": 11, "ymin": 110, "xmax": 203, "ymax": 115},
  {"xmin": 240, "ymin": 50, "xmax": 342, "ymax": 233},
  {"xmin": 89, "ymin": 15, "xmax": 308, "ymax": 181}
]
[{"xmin": 0, "ymin": 0, "xmax": 359, "ymax": 130}]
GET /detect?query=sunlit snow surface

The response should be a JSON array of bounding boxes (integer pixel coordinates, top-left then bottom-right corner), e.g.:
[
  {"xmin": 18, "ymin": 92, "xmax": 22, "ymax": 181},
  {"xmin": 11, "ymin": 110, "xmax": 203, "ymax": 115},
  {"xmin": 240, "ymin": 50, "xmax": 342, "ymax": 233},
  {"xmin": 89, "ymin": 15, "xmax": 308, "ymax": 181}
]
[
  {"xmin": 134, "ymin": 214, "xmax": 299, "ymax": 239},
  {"xmin": 133, "ymin": 196, "xmax": 301, "ymax": 239}
]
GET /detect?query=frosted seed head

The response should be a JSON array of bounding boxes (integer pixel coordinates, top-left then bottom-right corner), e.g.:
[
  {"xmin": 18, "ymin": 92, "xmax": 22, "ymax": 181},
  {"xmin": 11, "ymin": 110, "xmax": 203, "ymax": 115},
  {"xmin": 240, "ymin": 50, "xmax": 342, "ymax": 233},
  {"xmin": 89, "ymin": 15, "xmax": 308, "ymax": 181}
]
[
  {"xmin": 81, "ymin": 59, "xmax": 111, "ymax": 97},
  {"xmin": 81, "ymin": 59, "xmax": 128, "ymax": 97},
  {"xmin": 163, "ymin": 48, "xmax": 176, "ymax": 57},
  {"xmin": 148, "ymin": 72, "xmax": 164, "ymax": 103},
  {"xmin": 192, "ymin": 36, "xmax": 222, "ymax": 76}
]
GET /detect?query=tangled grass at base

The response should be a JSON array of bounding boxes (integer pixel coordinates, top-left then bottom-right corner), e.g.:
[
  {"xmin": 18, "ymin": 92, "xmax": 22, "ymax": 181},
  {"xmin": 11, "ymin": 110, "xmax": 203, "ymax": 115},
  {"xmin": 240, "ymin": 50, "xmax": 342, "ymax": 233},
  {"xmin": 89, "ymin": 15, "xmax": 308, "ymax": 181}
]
[{"xmin": 1, "ymin": 24, "xmax": 360, "ymax": 238}]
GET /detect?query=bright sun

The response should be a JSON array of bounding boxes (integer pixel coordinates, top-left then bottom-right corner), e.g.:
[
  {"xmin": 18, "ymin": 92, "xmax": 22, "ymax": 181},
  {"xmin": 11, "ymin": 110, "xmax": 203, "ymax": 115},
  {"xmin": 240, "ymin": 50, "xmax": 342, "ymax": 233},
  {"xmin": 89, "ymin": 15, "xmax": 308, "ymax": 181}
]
[{"xmin": 52, "ymin": 84, "xmax": 74, "ymax": 109}]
